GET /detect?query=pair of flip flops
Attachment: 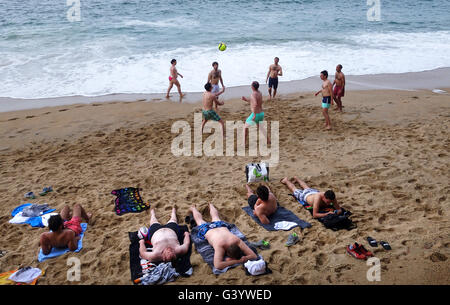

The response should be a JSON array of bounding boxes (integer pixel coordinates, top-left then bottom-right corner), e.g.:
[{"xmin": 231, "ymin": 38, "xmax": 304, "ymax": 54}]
[
  {"xmin": 367, "ymin": 236, "xmax": 391, "ymax": 250},
  {"xmin": 24, "ymin": 187, "xmax": 53, "ymax": 200}
]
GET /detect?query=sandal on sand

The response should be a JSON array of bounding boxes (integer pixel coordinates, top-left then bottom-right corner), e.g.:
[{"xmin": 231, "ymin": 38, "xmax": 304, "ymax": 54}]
[
  {"xmin": 0, "ymin": 250, "xmax": 6, "ymax": 258},
  {"xmin": 367, "ymin": 236, "xmax": 378, "ymax": 247},
  {"xmin": 184, "ymin": 214, "xmax": 196, "ymax": 230},
  {"xmin": 250, "ymin": 240, "xmax": 270, "ymax": 250},
  {"xmin": 39, "ymin": 186, "xmax": 53, "ymax": 196},
  {"xmin": 24, "ymin": 192, "xmax": 36, "ymax": 199},
  {"xmin": 380, "ymin": 241, "xmax": 392, "ymax": 250},
  {"xmin": 285, "ymin": 233, "xmax": 299, "ymax": 247},
  {"xmin": 346, "ymin": 243, "xmax": 366, "ymax": 260}
]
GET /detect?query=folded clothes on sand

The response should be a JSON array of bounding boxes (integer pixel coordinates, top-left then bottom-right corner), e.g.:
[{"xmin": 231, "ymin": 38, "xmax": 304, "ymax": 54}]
[
  {"xmin": 8, "ymin": 267, "xmax": 42, "ymax": 284},
  {"xmin": 37, "ymin": 223, "xmax": 88, "ymax": 262},
  {"xmin": 242, "ymin": 205, "xmax": 311, "ymax": 231},
  {"xmin": 111, "ymin": 187, "xmax": 150, "ymax": 216},
  {"xmin": 10, "ymin": 203, "xmax": 56, "ymax": 228},
  {"xmin": 190, "ymin": 222, "xmax": 259, "ymax": 275}
]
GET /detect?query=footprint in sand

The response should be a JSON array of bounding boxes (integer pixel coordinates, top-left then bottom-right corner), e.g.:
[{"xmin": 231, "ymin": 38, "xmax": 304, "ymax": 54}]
[
  {"xmin": 59, "ymin": 109, "xmax": 68, "ymax": 112},
  {"xmin": 7, "ymin": 117, "xmax": 19, "ymax": 121}
]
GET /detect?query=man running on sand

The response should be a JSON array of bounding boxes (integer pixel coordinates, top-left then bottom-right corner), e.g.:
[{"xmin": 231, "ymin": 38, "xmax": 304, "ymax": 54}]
[
  {"xmin": 166, "ymin": 59, "xmax": 185, "ymax": 99},
  {"xmin": 315, "ymin": 70, "xmax": 334, "ymax": 130},
  {"xmin": 139, "ymin": 207, "xmax": 190, "ymax": 263},
  {"xmin": 207, "ymin": 62, "xmax": 225, "ymax": 111},
  {"xmin": 281, "ymin": 176, "xmax": 342, "ymax": 219},
  {"xmin": 202, "ymin": 82, "xmax": 225, "ymax": 135},
  {"xmin": 39, "ymin": 203, "xmax": 92, "ymax": 255},
  {"xmin": 190, "ymin": 203, "xmax": 257, "ymax": 270},
  {"xmin": 266, "ymin": 57, "xmax": 283, "ymax": 100},
  {"xmin": 242, "ymin": 81, "xmax": 270, "ymax": 145},
  {"xmin": 333, "ymin": 64, "xmax": 345, "ymax": 112},
  {"xmin": 245, "ymin": 183, "xmax": 278, "ymax": 224}
]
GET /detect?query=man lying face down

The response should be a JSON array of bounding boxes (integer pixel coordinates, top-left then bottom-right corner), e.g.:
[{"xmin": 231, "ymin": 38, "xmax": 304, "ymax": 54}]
[
  {"xmin": 245, "ymin": 184, "xmax": 278, "ymax": 224},
  {"xmin": 39, "ymin": 203, "xmax": 92, "ymax": 255},
  {"xmin": 190, "ymin": 203, "xmax": 257, "ymax": 270},
  {"xmin": 139, "ymin": 207, "xmax": 190, "ymax": 263}
]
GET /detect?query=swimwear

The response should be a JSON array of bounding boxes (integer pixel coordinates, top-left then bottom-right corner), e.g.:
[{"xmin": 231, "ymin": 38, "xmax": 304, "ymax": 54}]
[
  {"xmin": 211, "ymin": 84, "xmax": 220, "ymax": 94},
  {"xmin": 333, "ymin": 85, "xmax": 344, "ymax": 98},
  {"xmin": 197, "ymin": 221, "xmax": 227, "ymax": 240},
  {"xmin": 245, "ymin": 112, "xmax": 265, "ymax": 126},
  {"xmin": 146, "ymin": 222, "xmax": 181, "ymax": 243},
  {"xmin": 293, "ymin": 188, "xmax": 320, "ymax": 203},
  {"xmin": 64, "ymin": 216, "xmax": 82, "ymax": 236},
  {"xmin": 268, "ymin": 77, "xmax": 278, "ymax": 89},
  {"xmin": 248, "ymin": 194, "xmax": 258, "ymax": 210},
  {"xmin": 322, "ymin": 96, "xmax": 331, "ymax": 109},
  {"xmin": 202, "ymin": 109, "xmax": 221, "ymax": 121},
  {"xmin": 169, "ymin": 76, "xmax": 173, "ymax": 81}
]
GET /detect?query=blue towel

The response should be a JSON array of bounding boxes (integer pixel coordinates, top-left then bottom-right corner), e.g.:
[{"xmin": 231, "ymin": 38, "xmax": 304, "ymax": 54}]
[
  {"xmin": 242, "ymin": 205, "xmax": 311, "ymax": 231},
  {"xmin": 38, "ymin": 223, "xmax": 88, "ymax": 262},
  {"xmin": 11, "ymin": 203, "xmax": 56, "ymax": 228}
]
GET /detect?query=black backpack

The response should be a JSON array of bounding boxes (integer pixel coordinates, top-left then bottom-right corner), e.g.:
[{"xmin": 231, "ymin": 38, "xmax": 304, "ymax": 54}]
[{"xmin": 320, "ymin": 213, "xmax": 354, "ymax": 231}]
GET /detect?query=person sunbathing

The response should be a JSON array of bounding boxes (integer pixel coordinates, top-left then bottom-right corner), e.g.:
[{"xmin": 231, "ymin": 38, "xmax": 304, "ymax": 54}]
[
  {"xmin": 139, "ymin": 207, "xmax": 190, "ymax": 263},
  {"xmin": 281, "ymin": 176, "xmax": 342, "ymax": 219},
  {"xmin": 39, "ymin": 203, "xmax": 92, "ymax": 255},
  {"xmin": 245, "ymin": 183, "xmax": 278, "ymax": 224},
  {"xmin": 190, "ymin": 203, "xmax": 257, "ymax": 270}
]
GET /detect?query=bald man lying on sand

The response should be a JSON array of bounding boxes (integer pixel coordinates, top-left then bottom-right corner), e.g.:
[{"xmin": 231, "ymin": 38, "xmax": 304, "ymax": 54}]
[
  {"xmin": 39, "ymin": 203, "xmax": 92, "ymax": 255},
  {"xmin": 190, "ymin": 204, "xmax": 257, "ymax": 270},
  {"xmin": 139, "ymin": 207, "xmax": 190, "ymax": 263}
]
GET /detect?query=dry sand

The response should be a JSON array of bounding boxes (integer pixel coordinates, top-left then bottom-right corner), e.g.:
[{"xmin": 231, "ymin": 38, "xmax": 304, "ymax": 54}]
[{"xmin": 0, "ymin": 88, "xmax": 449, "ymax": 285}]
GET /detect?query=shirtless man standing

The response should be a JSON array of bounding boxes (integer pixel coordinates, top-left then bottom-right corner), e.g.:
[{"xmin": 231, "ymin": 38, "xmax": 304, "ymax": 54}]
[
  {"xmin": 39, "ymin": 203, "xmax": 92, "ymax": 255},
  {"xmin": 207, "ymin": 62, "xmax": 225, "ymax": 110},
  {"xmin": 315, "ymin": 70, "xmax": 334, "ymax": 130},
  {"xmin": 166, "ymin": 59, "xmax": 185, "ymax": 99},
  {"xmin": 202, "ymin": 82, "xmax": 225, "ymax": 135},
  {"xmin": 333, "ymin": 64, "xmax": 345, "ymax": 112},
  {"xmin": 242, "ymin": 81, "xmax": 270, "ymax": 145},
  {"xmin": 190, "ymin": 203, "xmax": 257, "ymax": 270},
  {"xmin": 266, "ymin": 57, "xmax": 283, "ymax": 100},
  {"xmin": 245, "ymin": 183, "xmax": 278, "ymax": 224},
  {"xmin": 281, "ymin": 176, "xmax": 342, "ymax": 219},
  {"xmin": 139, "ymin": 207, "xmax": 190, "ymax": 263}
]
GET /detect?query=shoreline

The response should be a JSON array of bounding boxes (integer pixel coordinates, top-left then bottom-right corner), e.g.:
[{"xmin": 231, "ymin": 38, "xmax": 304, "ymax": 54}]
[{"xmin": 0, "ymin": 67, "xmax": 449, "ymax": 113}]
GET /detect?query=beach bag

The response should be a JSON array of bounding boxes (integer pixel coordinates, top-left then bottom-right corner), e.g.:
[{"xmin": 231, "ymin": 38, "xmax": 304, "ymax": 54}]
[
  {"xmin": 245, "ymin": 162, "xmax": 269, "ymax": 183},
  {"xmin": 321, "ymin": 213, "xmax": 352, "ymax": 231}
]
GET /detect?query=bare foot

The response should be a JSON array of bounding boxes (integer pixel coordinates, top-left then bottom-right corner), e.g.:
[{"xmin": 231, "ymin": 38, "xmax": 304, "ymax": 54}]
[
  {"xmin": 280, "ymin": 177, "xmax": 289, "ymax": 184},
  {"xmin": 165, "ymin": 95, "xmax": 170, "ymax": 99},
  {"xmin": 86, "ymin": 213, "xmax": 94, "ymax": 224}
]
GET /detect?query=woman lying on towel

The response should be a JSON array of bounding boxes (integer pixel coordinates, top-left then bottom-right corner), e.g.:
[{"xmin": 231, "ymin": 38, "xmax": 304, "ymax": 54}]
[{"xmin": 190, "ymin": 204, "xmax": 257, "ymax": 270}]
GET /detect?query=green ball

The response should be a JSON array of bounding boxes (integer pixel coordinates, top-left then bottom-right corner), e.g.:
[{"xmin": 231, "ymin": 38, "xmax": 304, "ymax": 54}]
[{"xmin": 218, "ymin": 42, "xmax": 227, "ymax": 51}]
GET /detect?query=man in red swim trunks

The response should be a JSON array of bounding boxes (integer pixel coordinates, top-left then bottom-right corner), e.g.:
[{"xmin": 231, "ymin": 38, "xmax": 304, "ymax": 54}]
[
  {"xmin": 332, "ymin": 64, "xmax": 345, "ymax": 112},
  {"xmin": 39, "ymin": 203, "xmax": 92, "ymax": 255}
]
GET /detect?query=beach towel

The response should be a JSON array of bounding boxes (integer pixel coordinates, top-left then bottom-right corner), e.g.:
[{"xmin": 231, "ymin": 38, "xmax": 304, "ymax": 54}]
[
  {"xmin": 190, "ymin": 222, "xmax": 258, "ymax": 274},
  {"xmin": 111, "ymin": 187, "xmax": 150, "ymax": 216},
  {"xmin": 290, "ymin": 195, "xmax": 355, "ymax": 231},
  {"xmin": 242, "ymin": 205, "xmax": 311, "ymax": 231},
  {"xmin": 10, "ymin": 203, "xmax": 56, "ymax": 228},
  {"xmin": 128, "ymin": 224, "xmax": 193, "ymax": 284},
  {"xmin": 37, "ymin": 223, "xmax": 88, "ymax": 262}
]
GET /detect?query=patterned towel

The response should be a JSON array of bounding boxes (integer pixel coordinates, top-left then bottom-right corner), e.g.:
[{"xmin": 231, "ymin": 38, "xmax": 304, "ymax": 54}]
[{"xmin": 111, "ymin": 187, "xmax": 150, "ymax": 216}]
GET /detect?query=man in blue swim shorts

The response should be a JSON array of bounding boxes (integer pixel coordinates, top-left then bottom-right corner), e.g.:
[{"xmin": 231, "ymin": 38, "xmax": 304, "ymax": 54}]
[
  {"xmin": 315, "ymin": 70, "xmax": 334, "ymax": 130},
  {"xmin": 190, "ymin": 203, "xmax": 257, "ymax": 270},
  {"xmin": 242, "ymin": 81, "xmax": 270, "ymax": 145}
]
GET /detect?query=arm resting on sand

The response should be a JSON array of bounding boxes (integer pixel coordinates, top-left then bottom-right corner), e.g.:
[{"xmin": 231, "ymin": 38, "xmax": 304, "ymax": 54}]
[
  {"xmin": 139, "ymin": 239, "xmax": 157, "ymax": 262},
  {"xmin": 176, "ymin": 232, "xmax": 191, "ymax": 256}
]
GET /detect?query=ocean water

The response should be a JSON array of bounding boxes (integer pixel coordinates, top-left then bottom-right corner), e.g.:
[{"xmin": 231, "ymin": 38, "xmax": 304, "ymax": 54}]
[{"xmin": 0, "ymin": 0, "xmax": 449, "ymax": 99}]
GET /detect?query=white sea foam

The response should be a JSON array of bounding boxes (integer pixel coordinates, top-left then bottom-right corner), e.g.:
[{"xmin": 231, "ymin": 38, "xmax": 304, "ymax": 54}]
[{"xmin": 0, "ymin": 31, "xmax": 449, "ymax": 99}]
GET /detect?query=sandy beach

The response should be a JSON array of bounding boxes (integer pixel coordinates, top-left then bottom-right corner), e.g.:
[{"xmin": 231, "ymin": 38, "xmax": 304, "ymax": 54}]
[{"xmin": 0, "ymin": 82, "xmax": 449, "ymax": 285}]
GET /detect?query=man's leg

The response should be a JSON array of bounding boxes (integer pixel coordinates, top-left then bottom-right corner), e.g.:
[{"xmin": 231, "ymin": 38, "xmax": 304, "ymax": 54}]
[
  {"xmin": 190, "ymin": 205, "xmax": 206, "ymax": 226},
  {"xmin": 167, "ymin": 207, "xmax": 177, "ymax": 224},
  {"xmin": 281, "ymin": 177, "xmax": 299, "ymax": 193},
  {"xmin": 268, "ymin": 87, "xmax": 272, "ymax": 100},
  {"xmin": 245, "ymin": 184, "xmax": 254, "ymax": 199},
  {"xmin": 60, "ymin": 205, "xmax": 71, "ymax": 221},
  {"xmin": 322, "ymin": 108, "xmax": 331, "ymax": 129},
  {"xmin": 72, "ymin": 203, "xmax": 92, "ymax": 223},
  {"xmin": 218, "ymin": 119, "xmax": 225, "ymax": 137},
  {"xmin": 150, "ymin": 208, "xmax": 160, "ymax": 226},
  {"xmin": 208, "ymin": 203, "xmax": 221, "ymax": 222},
  {"xmin": 293, "ymin": 176, "xmax": 310, "ymax": 190}
]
